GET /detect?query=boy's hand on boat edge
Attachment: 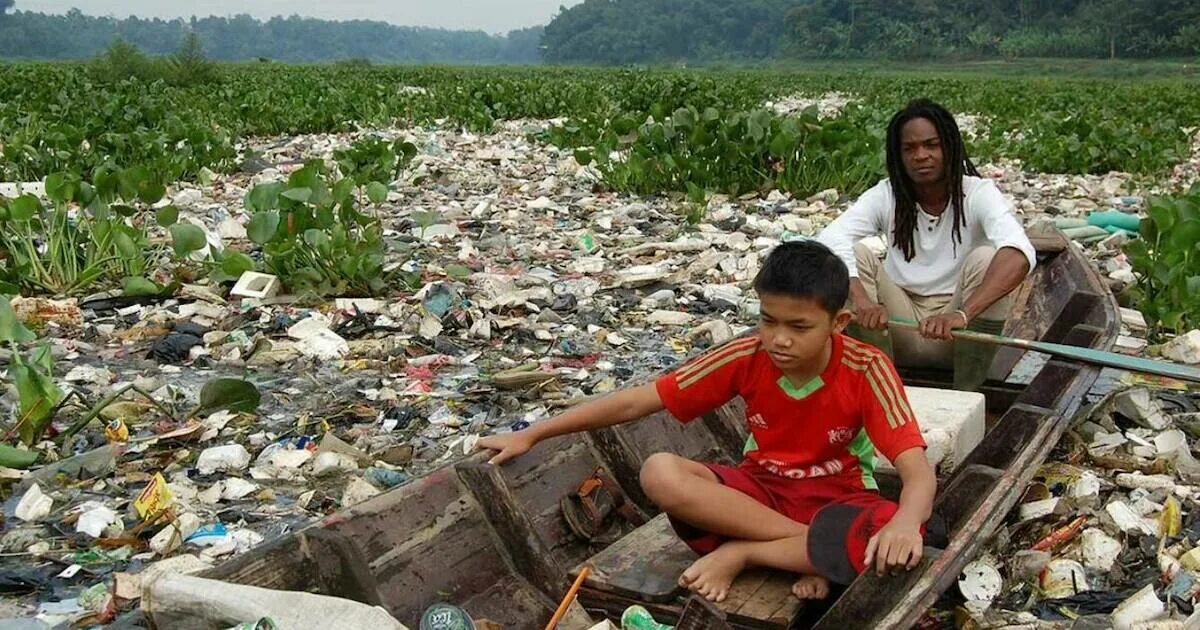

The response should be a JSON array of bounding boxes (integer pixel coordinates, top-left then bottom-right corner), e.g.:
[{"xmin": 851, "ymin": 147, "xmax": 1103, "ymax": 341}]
[
  {"xmin": 864, "ymin": 517, "xmax": 924, "ymax": 576},
  {"xmin": 476, "ymin": 432, "xmax": 536, "ymax": 465}
]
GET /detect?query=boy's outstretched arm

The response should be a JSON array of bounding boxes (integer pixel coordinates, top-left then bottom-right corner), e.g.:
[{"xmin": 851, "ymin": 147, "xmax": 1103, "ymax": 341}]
[
  {"xmin": 865, "ymin": 447, "xmax": 936, "ymax": 576},
  {"xmin": 476, "ymin": 382, "xmax": 665, "ymax": 465}
]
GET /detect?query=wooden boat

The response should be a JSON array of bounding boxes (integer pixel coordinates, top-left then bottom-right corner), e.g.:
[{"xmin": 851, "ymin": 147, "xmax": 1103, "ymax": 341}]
[{"xmin": 200, "ymin": 225, "xmax": 1119, "ymax": 629}]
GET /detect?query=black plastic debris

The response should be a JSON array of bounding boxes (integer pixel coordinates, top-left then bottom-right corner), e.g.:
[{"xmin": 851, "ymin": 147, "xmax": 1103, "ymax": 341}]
[
  {"xmin": 0, "ymin": 568, "xmax": 50, "ymax": 595},
  {"xmin": 550, "ymin": 293, "xmax": 578, "ymax": 313},
  {"xmin": 147, "ymin": 330, "xmax": 203, "ymax": 363},
  {"xmin": 1033, "ymin": 591, "xmax": 1128, "ymax": 620}
]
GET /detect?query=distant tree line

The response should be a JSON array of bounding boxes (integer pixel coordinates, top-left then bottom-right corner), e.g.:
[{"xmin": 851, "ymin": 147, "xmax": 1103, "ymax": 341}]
[
  {"xmin": 540, "ymin": 0, "xmax": 1200, "ymax": 63},
  {"xmin": 541, "ymin": 0, "xmax": 794, "ymax": 64},
  {"xmin": 0, "ymin": 7, "xmax": 543, "ymax": 64},
  {"xmin": 786, "ymin": 0, "xmax": 1200, "ymax": 60},
  {"xmin": 3, "ymin": 0, "xmax": 1198, "ymax": 66}
]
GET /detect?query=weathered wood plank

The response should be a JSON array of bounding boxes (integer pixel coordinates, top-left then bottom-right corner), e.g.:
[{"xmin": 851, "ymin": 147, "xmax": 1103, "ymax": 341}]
[
  {"xmin": 578, "ymin": 514, "xmax": 800, "ymax": 626},
  {"xmin": 728, "ymin": 571, "xmax": 798, "ymax": 627},
  {"xmin": 199, "ymin": 534, "xmax": 316, "ymax": 593},
  {"xmin": 701, "ymin": 404, "xmax": 750, "ymax": 464},
  {"xmin": 678, "ymin": 595, "xmax": 734, "ymax": 630},
  {"xmin": 305, "ymin": 529, "xmax": 385, "ymax": 606},
  {"xmin": 586, "ymin": 426, "xmax": 656, "ymax": 513},
  {"xmin": 718, "ymin": 570, "xmax": 767, "ymax": 612},
  {"xmin": 457, "ymin": 462, "xmax": 567, "ymax": 603},
  {"xmin": 576, "ymin": 513, "xmax": 692, "ymax": 602},
  {"xmin": 930, "ymin": 464, "xmax": 1003, "ymax": 534},
  {"xmin": 459, "ymin": 578, "xmax": 557, "ymax": 630}
]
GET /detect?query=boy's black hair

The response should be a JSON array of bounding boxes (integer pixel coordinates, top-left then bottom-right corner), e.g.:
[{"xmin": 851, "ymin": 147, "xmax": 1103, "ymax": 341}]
[
  {"xmin": 886, "ymin": 98, "xmax": 980, "ymax": 262},
  {"xmin": 753, "ymin": 239, "xmax": 848, "ymax": 315}
]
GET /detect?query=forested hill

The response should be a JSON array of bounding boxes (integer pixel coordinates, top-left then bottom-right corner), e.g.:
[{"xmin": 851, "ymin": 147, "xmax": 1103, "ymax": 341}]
[
  {"xmin": 0, "ymin": 7, "xmax": 543, "ymax": 64},
  {"xmin": 1, "ymin": 0, "xmax": 1197, "ymax": 65},
  {"xmin": 542, "ymin": 0, "xmax": 1200, "ymax": 64},
  {"xmin": 542, "ymin": 0, "xmax": 795, "ymax": 64}
]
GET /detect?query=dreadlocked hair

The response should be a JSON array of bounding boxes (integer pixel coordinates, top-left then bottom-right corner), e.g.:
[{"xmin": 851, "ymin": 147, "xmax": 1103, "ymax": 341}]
[{"xmin": 885, "ymin": 98, "xmax": 980, "ymax": 262}]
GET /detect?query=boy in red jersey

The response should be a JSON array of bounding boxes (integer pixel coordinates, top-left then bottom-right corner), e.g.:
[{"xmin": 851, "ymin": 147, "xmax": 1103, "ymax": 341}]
[{"xmin": 477, "ymin": 240, "xmax": 937, "ymax": 603}]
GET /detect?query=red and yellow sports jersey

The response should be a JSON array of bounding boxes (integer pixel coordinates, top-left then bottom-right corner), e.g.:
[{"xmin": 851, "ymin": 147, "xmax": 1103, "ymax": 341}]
[{"xmin": 654, "ymin": 333, "xmax": 926, "ymax": 490}]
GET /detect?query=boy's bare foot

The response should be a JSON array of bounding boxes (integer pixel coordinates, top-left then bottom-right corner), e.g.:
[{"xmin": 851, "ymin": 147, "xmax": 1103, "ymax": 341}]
[
  {"xmin": 791, "ymin": 574, "xmax": 830, "ymax": 600},
  {"xmin": 678, "ymin": 544, "xmax": 747, "ymax": 603}
]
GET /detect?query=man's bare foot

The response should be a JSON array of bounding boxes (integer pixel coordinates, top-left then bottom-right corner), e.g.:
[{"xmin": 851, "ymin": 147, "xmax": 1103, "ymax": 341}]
[
  {"xmin": 791, "ymin": 574, "xmax": 830, "ymax": 600},
  {"xmin": 678, "ymin": 544, "xmax": 747, "ymax": 603}
]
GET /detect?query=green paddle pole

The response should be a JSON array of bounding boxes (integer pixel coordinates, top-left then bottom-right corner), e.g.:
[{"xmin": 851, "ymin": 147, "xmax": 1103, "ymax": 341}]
[{"xmin": 887, "ymin": 318, "xmax": 1200, "ymax": 385}]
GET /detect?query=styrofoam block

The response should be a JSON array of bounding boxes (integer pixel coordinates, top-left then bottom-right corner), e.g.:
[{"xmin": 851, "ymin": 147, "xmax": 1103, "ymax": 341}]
[
  {"xmin": 230, "ymin": 272, "xmax": 281, "ymax": 300},
  {"xmin": 874, "ymin": 387, "xmax": 986, "ymax": 475}
]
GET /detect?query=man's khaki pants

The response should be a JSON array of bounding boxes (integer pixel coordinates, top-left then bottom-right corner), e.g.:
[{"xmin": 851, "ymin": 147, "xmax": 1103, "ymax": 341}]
[{"xmin": 852, "ymin": 242, "xmax": 1012, "ymax": 369}]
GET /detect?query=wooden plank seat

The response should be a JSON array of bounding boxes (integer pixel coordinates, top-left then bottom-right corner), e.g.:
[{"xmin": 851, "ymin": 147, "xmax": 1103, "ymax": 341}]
[{"xmin": 572, "ymin": 514, "xmax": 803, "ymax": 629}]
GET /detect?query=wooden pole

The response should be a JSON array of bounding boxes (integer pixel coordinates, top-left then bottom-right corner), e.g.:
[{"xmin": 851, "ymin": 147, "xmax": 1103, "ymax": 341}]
[
  {"xmin": 887, "ymin": 319, "xmax": 1200, "ymax": 384},
  {"xmin": 545, "ymin": 566, "xmax": 591, "ymax": 630}
]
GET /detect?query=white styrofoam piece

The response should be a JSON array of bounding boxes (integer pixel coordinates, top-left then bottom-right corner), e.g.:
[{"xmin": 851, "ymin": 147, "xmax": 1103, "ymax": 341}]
[{"xmin": 874, "ymin": 387, "xmax": 986, "ymax": 474}]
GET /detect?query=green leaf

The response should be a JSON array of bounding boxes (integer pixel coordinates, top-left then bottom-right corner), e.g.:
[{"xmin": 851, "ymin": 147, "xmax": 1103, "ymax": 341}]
[
  {"xmin": 138, "ymin": 180, "xmax": 166, "ymax": 205},
  {"xmin": 0, "ymin": 444, "xmax": 38, "ymax": 469},
  {"xmin": 44, "ymin": 173, "xmax": 73, "ymax": 204},
  {"xmin": 168, "ymin": 223, "xmax": 207, "ymax": 257},
  {"xmin": 118, "ymin": 166, "xmax": 152, "ymax": 202},
  {"xmin": 332, "ymin": 178, "xmax": 355, "ymax": 205},
  {"xmin": 366, "ymin": 181, "xmax": 389, "ymax": 205},
  {"xmin": 612, "ymin": 116, "xmax": 638, "ymax": 136},
  {"xmin": 672, "ymin": 107, "xmax": 696, "ymax": 129},
  {"xmin": 573, "ymin": 149, "xmax": 593, "ymax": 166},
  {"xmin": 303, "ymin": 229, "xmax": 329, "ymax": 248},
  {"xmin": 0, "ymin": 297, "xmax": 35, "ymax": 344},
  {"xmin": 111, "ymin": 204, "xmax": 137, "ymax": 218},
  {"xmin": 122, "ymin": 276, "xmax": 161, "ymax": 297},
  {"xmin": 282, "ymin": 187, "xmax": 312, "ymax": 203},
  {"xmin": 219, "ymin": 251, "xmax": 255, "ymax": 277},
  {"xmin": 247, "ymin": 211, "xmax": 280, "ymax": 245},
  {"xmin": 1170, "ymin": 220, "xmax": 1200, "ymax": 252},
  {"xmin": 9, "ymin": 348, "xmax": 63, "ymax": 445},
  {"xmin": 93, "ymin": 167, "xmax": 119, "ymax": 201},
  {"xmin": 246, "ymin": 182, "xmax": 284, "ymax": 213},
  {"xmin": 9, "ymin": 195, "xmax": 39, "ymax": 222},
  {"xmin": 197, "ymin": 378, "xmax": 261, "ymax": 415},
  {"xmin": 76, "ymin": 182, "xmax": 95, "ymax": 207},
  {"xmin": 1147, "ymin": 201, "xmax": 1177, "ymax": 233},
  {"xmin": 113, "ymin": 230, "xmax": 139, "ymax": 260},
  {"xmin": 156, "ymin": 205, "xmax": 179, "ymax": 227},
  {"xmin": 287, "ymin": 163, "xmax": 322, "ymax": 191},
  {"xmin": 769, "ymin": 133, "xmax": 792, "ymax": 157}
]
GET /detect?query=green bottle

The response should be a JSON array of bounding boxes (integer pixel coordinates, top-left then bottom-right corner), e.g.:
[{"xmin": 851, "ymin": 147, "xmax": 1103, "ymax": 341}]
[{"xmin": 621, "ymin": 605, "xmax": 673, "ymax": 630}]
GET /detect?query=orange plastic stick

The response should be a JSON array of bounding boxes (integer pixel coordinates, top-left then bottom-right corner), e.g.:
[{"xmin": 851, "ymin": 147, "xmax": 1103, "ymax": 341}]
[
  {"xmin": 1032, "ymin": 515, "xmax": 1088, "ymax": 551},
  {"xmin": 545, "ymin": 566, "xmax": 591, "ymax": 630}
]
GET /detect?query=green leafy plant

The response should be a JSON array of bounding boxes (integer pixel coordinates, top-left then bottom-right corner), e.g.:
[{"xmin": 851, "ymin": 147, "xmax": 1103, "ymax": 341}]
[
  {"xmin": 1124, "ymin": 184, "xmax": 1200, "ymax": 337},
  {"xmin": 0, "ymin": 168, "xmax": 170, "ymax": 296},
  {"xmin": 683, "ymin": 182, "xmax": 708, "ymax": 226},
  {"xmin": 244, "ymin": 160, "xmax": 390, "ymax": 296},
  {"xmin": 165, "ymin": 32, "xmax": 222, "ymax": 87},
  {"xmin": 0, "ymin": 297, "xmax": 63, "ymax": 446},
  {"xmin": 333, "ymin": 136, "xmax": 417, "ymax": 188},
  {"xmin": 554, "ymin": 103, "xmax": 884, "ymax": 199}
]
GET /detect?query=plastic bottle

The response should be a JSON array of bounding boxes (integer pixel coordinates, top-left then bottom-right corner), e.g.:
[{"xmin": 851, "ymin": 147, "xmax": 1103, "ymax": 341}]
[
  {"xmin": 1087, "ymin": 210, "xmax": 1141, "ymax": 233},
  {"xmin": 621, "ymin": 605, "xmax": 673, "ymax": 630}
]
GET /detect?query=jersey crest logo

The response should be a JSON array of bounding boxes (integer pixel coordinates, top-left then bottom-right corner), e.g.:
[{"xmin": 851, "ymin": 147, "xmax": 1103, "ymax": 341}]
[
  {"xmin": 747, "ymin": 413, "xmax": 768, "ymax": 429},
  {"xmin": 827, "ymin": 427, "xmax": 854, "ymax": 445}
]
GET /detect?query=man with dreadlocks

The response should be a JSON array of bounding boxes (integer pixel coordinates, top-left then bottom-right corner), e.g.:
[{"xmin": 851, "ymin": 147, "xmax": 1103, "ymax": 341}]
[{"xmin": 817, "ymin": 98, "xmax": 1036, "ymax": 391}]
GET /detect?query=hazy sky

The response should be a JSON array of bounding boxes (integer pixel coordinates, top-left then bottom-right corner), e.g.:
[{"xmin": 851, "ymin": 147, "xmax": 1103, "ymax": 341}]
[{"xmin": 16, "ymin": 1, "xmax": 583, "ymax": 33}]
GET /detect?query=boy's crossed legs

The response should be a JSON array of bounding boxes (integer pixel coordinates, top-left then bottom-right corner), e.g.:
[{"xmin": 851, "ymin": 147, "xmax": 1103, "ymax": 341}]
[{"xmin": 639, "ymin": 453, "xmax": 830, "ymax": 602}]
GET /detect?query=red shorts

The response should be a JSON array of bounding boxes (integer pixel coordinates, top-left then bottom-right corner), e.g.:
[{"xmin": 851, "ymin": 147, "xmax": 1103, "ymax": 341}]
[{"xmin": 668, "ymin": 459, "xmax": 911, "ymax": 584}]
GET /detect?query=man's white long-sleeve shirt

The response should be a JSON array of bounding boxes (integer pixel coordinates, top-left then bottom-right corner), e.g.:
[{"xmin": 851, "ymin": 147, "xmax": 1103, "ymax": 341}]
[{"xmin": 817, "ymin": 176, "xmax": 1037, "ymax": 296}]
